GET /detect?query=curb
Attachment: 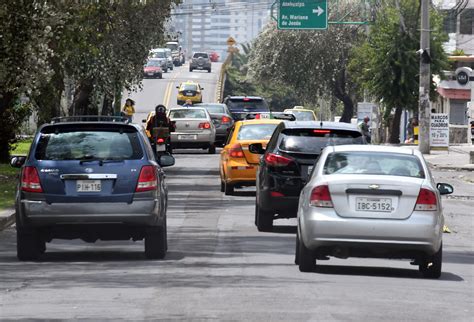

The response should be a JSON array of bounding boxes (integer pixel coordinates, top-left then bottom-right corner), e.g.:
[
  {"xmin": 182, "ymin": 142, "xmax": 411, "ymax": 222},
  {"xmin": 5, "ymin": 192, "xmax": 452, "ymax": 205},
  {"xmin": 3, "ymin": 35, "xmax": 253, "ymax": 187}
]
[
  {"xmin": 427, "ymin": 162, "xmax": 474, "ymax": 172},
  {"xmin": 0, "ymin": 212, "xmax": 15, "ymax": 231}
]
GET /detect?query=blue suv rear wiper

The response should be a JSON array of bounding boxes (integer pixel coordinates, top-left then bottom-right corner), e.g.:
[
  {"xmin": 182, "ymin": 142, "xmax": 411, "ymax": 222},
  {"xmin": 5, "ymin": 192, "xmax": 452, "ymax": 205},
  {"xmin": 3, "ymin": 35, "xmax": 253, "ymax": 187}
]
[{"xmin": 78, "ymin": 156, "xmax": 124, "ymax": 165}]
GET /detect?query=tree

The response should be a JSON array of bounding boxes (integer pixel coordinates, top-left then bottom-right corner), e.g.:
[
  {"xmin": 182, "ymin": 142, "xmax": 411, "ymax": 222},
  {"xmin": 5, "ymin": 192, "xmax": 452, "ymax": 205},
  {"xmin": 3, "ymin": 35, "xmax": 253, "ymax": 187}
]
[
  {"xmin": 349, "ymin": 0, "xmax": 448, "ymax": 143},
  {"xmin": 40, "ymin": 1, "xmax": 175, "ymax": 117},
  {"xmin": 0, "ymin": 1, "xmax": 176, "ymax": 161},
  {"xmin": 0, "ymin": 0, "xmax": 57, "ymax": 162},
  {"xmin": 224, "ymin": 44, "xmax": 302, "ymax": 111},
  {"xmin": 248, "ymin": 1, "xmax": 365, "ymax": 122}
]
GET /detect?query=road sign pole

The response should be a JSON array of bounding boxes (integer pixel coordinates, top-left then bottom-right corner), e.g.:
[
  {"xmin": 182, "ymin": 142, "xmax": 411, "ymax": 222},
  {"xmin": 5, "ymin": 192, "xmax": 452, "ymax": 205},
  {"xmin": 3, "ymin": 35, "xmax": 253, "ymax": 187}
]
[{"xmin": 418, "ymin": 0, "xmax": 430, "ymax": 154}]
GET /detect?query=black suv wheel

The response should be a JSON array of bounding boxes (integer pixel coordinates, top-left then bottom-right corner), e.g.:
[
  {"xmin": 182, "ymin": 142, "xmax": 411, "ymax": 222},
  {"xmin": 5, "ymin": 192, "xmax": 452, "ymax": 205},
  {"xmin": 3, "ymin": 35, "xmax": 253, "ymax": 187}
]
[{"xmin": 255, "ymin": 203, "xmax": 273, "ymax": 232}]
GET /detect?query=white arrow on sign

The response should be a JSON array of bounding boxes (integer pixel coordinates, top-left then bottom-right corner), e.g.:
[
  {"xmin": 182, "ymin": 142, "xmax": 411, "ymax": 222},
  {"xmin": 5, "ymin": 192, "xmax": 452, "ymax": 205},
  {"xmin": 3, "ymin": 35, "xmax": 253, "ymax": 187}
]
[{"xmin": 312, "ymin": 6, "xmax": 324, "ymax": 16}]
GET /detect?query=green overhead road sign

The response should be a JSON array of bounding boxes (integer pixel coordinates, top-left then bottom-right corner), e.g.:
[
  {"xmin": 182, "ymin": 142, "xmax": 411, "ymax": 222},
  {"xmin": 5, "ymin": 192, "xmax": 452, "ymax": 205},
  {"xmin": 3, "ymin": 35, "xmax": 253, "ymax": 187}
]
[{"xmin": 278, "ymin": 0, "xmax": 328, "ymax": 30}]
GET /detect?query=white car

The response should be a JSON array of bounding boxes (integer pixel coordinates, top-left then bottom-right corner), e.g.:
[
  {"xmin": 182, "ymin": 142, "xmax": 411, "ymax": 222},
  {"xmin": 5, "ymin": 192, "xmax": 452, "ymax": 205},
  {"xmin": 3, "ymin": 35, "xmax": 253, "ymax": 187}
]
[
  {"xmin": 168, "ymin": 108, "xmax": 217, "ymax": 154},
  {"xmin": 296, "ymin": 145, "xmax": 453, "ymax": 278},
  {"xmin": 164, "ymin": 48, "xmax": 174, "ymax": 71}
]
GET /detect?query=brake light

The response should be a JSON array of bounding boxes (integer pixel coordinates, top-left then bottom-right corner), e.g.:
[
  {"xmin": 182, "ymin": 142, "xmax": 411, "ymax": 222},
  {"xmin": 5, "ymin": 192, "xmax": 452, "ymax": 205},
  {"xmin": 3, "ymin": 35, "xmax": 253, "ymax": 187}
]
[
  {"xmin": 310, "ymin": 185, "xmax": 333, "ymax": 208},
  {"xmin": 221, "ymin": 116, "xmax": 231, "ymax": 123},
  {"xmin": 157, "ymin": 138, "xmax": 165, "ymax": 144},
  {"xmin": 199, "ymin": 122, "xmax": 211, "ymax": 129},
  {"xmin": 313, "ymin": 129, "xmax": 331, "ymax": 134},
  {"xmin": 229, "ymin": 143, "xmax": 245, "ymax": 158},
  {"xmin": 270, "ymin": 191, "xmax": 285, "ymax": 197},
  {"xmin": 243, "ymin": 97, "xmax": 250, "ymax": 102},
  {"xmin": 255, "ymin": 114, "xmax": 261, "ymax": 119},
  {"xmin": 21, "ymin": 166, "xmax": 43, "ymax": 193},
  {"xmin": 415, "ymin": 188, "xmax": 438, "ymax": 211},
  {"xmin": 136, "ymin": 165, "xmax": 158, "ymax": 192},
  {"xmin": 264, "ymin": 153, "xmax": 294, "ymax": 167}
]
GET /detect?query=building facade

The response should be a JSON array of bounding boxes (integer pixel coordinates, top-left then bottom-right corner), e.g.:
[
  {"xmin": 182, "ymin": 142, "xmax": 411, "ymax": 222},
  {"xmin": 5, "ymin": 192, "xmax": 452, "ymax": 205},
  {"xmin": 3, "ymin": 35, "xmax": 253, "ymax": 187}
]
[
  {"xmin": 434, "ymin": 0, "xmax": 474, "ymax": 143},
  {"xmin": 170, "ymin": 0, "xmax": 271, "ymax": 60}
]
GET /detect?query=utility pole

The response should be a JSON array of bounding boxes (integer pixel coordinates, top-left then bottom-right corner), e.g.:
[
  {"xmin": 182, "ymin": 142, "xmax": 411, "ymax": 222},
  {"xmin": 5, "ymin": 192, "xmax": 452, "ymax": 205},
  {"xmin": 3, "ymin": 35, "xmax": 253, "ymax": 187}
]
[{"xmin": 418, "ymin": 0, "xmax": 430, "ymax": 154}]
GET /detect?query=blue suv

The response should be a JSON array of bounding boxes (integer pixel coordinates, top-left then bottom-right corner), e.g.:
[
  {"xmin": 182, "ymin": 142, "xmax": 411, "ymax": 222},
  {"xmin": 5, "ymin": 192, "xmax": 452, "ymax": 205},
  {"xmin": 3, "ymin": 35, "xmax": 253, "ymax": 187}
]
[{"xmin": 10, "ymin": 116, "xmax": 175, "ymax": 260}]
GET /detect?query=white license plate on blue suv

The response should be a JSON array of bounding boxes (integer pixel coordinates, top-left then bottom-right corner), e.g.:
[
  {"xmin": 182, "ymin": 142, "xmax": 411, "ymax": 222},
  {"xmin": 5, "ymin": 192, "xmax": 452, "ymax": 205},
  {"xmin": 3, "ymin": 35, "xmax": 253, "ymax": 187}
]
[{"xmin": 76, "ymin": 180, "xmax": 102, "ymax": 192}]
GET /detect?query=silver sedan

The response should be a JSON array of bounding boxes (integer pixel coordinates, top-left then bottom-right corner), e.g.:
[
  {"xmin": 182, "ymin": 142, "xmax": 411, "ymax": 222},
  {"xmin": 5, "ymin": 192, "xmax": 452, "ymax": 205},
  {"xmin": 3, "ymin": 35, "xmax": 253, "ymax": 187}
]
[
  {"xmin": 168, "ymin": 107, "xmax": 217, "ymax": 154},
  {"xmin": 296, "ymin": 145, "xmax": 453, "ymax": 278}
]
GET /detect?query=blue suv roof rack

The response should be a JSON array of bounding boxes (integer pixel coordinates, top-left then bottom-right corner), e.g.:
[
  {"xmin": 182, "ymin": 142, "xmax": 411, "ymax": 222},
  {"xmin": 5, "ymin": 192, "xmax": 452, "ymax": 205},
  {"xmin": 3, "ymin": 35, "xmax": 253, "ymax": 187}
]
[{"xmin": 50, "ymin": 116, "xmax": 131, "ymax": 124}]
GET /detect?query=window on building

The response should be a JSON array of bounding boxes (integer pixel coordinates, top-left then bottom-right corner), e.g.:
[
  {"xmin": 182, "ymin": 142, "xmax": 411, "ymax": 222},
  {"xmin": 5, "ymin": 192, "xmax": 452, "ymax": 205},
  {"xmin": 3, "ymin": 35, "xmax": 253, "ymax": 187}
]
[
  {"xmin": 442, "ymin": 10, "xmax": 457, "ymax": 34},
  {"xmin": 449, "ymin": 100, "xmax": 468, "ymax": 125},
  {"xmin": 460, "ymin": 9, "xmax": 474, "ymax": 35}
]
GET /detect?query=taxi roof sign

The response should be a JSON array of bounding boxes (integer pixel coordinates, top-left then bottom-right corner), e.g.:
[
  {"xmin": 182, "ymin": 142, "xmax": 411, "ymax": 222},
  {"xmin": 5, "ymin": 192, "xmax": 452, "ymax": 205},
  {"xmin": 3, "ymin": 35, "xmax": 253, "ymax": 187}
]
[{"xmin": 227, "ymin": 37, "xmax": 236, "ymax": 46}]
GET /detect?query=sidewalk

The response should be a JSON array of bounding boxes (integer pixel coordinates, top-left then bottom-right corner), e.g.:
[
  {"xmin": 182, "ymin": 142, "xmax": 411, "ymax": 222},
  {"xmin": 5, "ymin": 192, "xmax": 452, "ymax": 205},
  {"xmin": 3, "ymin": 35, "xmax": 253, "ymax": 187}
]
[
  {"xmin": 422, "ymin": 145, "xmax": 474, "ymax": 171},
  {"xmin": 0, "ymin": 208, "xmax": 15, "ymax": 231}
]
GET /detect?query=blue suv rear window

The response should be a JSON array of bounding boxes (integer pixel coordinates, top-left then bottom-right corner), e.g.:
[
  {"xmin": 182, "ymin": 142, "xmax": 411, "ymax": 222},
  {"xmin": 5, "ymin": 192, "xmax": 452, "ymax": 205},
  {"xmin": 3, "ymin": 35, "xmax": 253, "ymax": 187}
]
[{"xmin": 35, "ymin": 127, "xmax": 143, "ymax": 161}]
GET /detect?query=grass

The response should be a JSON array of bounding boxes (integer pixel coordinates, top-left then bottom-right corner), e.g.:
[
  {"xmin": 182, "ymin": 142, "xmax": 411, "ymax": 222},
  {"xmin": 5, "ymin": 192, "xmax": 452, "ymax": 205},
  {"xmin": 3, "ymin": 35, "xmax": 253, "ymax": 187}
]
[
  {"xmin": 0, "ymin": 139, "xmax": 31, "ymax": 210},
  {"xmin": 0, "ymin": 164, "xmax": 19, "ymax": 210},
  {"xmin": 11, "ymin": 139, "xmax": 32, "ymax": 155}
]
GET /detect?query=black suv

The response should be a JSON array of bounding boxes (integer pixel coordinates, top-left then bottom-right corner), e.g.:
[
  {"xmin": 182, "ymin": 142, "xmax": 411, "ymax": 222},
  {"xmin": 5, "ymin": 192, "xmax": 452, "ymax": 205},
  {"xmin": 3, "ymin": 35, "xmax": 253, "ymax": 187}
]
[
  {"xmin": 10, "ymin": 116, "xmax": 175, "ymax": 260},
  {"xmin": 223, "ymin": 96, "xmax": 270, "ymax": 120},
  {"xmin": 250, "ymin": 121, "xmax": 365, "ymax": 232}
]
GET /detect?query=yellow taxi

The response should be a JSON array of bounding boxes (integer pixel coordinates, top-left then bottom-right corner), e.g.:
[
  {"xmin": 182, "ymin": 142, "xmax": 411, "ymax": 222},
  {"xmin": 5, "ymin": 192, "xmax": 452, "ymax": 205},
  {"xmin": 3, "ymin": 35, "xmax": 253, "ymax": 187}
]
[
  {"xmin": 220, "ymin": 119, "xmax": 282, "ymax": 195},
  {"xmin": 283, "ymin": 106, "xmax": 317, "ymax": 121},
  {"xmin": 176, "ymin": 81, "xmax": 203, "ymax": 105}
]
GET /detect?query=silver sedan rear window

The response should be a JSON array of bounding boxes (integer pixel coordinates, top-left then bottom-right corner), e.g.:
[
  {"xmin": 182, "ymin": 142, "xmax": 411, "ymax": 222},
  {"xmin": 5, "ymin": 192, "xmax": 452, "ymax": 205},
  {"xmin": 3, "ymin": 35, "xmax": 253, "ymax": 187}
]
[
  {"xmin": 169, "ymin": 109, "xmax": 206, "ymax": 119},
  {"xmin": 323, "ymin": 152, "xmax": 425, "ymax": 178}
]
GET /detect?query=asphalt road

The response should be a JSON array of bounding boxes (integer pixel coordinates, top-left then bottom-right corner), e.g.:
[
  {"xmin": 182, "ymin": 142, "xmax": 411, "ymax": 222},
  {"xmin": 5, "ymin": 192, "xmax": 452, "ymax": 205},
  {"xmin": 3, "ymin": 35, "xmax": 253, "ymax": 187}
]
[
  {"xmin": 121, "ymin": 62, "xmax": 222, "ymax": 124},
  {"xmin": 0, "ymin": 65, "xmax": 472, "ymax": 320}
]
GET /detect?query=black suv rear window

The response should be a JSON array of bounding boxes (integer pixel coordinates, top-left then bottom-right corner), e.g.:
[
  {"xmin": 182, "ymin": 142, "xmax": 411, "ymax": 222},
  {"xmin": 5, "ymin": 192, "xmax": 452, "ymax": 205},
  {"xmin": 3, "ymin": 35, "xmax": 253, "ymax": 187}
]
[
  {"xmin": 193, "ymin": 53, "xmax": 209, "ymax": 58},
  {"xmin": 279, "ymin": 129, "xmax": 364, "ymax": 154},
  {"xmin": 226, "ymin": 98, "xmax": 269, "ymax": 120},
  {"xmin": 35, "ymin": 126, "xmax": 143, "ymax": 160}
]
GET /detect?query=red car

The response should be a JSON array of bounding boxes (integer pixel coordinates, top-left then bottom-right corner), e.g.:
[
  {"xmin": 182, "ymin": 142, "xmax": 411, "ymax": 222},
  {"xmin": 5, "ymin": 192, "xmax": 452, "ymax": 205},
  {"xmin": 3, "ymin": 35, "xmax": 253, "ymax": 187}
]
[
  {"xmin": 143, "ymin": 60, "xmax": 163, "ymax": 79},
  {"xmin": 209, "ymin": 52, "xmax": 219, "ymax": 62}
]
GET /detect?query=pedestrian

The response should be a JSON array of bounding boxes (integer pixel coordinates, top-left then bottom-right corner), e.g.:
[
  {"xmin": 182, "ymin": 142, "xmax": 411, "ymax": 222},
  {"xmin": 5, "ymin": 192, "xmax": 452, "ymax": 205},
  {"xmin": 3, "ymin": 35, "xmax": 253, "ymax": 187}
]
[
  {"xmin": 359, "ymin": 116, "xmax": 371, "ymax": 143},
  {"xmin": 122, "ymin": 98, "xmax": 136, "ymax": 122},
  {"xmin": 183, "ymin": 99, "xmax": 193, "ymax": 108},
  {"xmin": 406, "ymin": 117, "xmax": 418, "ymax": 143}
]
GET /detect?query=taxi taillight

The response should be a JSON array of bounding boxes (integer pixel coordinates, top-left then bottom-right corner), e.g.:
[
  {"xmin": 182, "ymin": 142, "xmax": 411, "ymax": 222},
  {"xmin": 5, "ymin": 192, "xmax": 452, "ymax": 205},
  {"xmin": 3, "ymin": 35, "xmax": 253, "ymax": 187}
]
[{"xmin": 229, "ymin": 143, "xmax": 245, "ymax": 158}]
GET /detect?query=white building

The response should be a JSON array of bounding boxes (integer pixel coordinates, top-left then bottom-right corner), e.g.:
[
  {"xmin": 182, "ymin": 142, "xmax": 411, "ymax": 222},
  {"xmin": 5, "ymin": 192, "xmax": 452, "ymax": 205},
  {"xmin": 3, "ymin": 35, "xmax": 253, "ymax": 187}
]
[
  {"xmin": 435, "ymin": 0, "xmax": 474, "ymax": 55},
  {"xmin": 433, "ymin": 0, "xmax": 474, "ymax": 143},
  {"xmin": 171, "ymin": 0, "xmax": 271, "ymax": 60}
]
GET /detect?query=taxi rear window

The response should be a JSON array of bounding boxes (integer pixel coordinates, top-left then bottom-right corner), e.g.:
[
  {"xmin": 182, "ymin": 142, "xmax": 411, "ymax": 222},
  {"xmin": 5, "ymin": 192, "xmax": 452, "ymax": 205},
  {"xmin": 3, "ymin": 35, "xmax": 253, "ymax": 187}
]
[
  {"xmin": 181, "ymin": 84, "xmax": 198, "ymax": 91},
  {"xmin": 237, "ymin": 124, "xmax": 278, "ymax": 140}
]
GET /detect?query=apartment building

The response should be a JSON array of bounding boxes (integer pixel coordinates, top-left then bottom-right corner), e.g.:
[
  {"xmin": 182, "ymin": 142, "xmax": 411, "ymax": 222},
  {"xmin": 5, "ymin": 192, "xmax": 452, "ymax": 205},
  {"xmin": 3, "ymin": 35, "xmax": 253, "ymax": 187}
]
[{"xmin": 170, "ymin": 0, "xmax": 271, "ymax": 60}]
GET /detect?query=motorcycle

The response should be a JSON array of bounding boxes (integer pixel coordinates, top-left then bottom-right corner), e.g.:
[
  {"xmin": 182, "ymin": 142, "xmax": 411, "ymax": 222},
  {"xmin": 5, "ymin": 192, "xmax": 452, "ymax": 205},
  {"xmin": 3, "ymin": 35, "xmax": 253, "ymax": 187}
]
[{"xmin": 151, "ymin": 122, "xmax": 173, "ymax": 157}]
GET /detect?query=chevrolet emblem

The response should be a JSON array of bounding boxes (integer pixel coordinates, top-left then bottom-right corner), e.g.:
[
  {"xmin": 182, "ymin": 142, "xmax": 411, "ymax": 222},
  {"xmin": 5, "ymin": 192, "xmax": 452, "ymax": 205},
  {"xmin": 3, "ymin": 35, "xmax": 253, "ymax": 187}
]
[{"xmin": 369, "ymin": 184, "xmax": 380, "ymax": 190}]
